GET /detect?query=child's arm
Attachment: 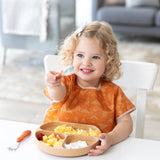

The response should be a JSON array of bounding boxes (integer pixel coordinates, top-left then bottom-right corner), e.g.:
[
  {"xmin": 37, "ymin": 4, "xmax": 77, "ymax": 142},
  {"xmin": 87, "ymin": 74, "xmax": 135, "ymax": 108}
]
[
  {"xmin": 88, "ymin": 113, "xmax": 133, "ymax": 156},
  {"xmin": 45, "ymin": 71, "xmax": 66, "ymax": 101}
]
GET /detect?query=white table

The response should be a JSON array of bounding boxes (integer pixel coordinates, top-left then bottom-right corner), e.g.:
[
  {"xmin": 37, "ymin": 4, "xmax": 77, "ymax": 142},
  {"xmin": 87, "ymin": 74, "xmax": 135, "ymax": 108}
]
[{"xmin": 0, "ymin": 120, "xmax": 160, "ymax": 160}]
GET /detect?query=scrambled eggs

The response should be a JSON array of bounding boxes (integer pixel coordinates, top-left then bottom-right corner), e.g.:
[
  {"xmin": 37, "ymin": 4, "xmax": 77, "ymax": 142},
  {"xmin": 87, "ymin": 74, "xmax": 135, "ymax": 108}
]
[
  {"xmin": 40, "ymin": 125, "xmax": 100, "ymax": 147},
  {"xmin": 42, "ymin": 133, "xmax": 64, "ymax": 147},
  {"xmin": 54, "ymin": 125, "xmax": 100, "ymax": 136}
]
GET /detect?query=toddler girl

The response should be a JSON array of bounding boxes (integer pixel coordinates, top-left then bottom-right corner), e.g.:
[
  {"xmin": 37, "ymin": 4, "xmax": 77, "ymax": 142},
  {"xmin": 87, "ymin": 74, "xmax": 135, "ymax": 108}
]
[{"xmin": 44, "ymin": 21, "xmax": 135, "ymax": 156}]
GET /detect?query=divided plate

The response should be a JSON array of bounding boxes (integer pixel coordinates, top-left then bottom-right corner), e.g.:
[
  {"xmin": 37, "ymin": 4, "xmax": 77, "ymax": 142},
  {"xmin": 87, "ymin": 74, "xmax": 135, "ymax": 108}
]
[{"xmin": 35, "ymin": 121, "xmax": 101, "ymax": 157}]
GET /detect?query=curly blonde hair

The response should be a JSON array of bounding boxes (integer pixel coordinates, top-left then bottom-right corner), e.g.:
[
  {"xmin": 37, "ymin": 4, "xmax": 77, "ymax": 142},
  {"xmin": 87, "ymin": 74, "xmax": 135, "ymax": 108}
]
[{"xmin": 59, "ymin": 21, "xmax": 121, "ymax": 82}]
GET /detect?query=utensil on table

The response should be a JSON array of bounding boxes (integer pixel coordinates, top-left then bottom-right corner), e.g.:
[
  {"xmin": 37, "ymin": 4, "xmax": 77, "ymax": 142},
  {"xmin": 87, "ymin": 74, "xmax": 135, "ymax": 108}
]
[{"xmin": 7, "ymin": 130, "xmax": 31, "ymax": 151}]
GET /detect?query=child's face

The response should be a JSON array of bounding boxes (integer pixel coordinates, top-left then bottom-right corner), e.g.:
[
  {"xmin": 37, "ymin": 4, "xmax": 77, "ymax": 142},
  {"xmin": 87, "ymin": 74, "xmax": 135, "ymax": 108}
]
[{"xmin": 73, "ymin": 36, "xmax": 106, "ymax": 87}]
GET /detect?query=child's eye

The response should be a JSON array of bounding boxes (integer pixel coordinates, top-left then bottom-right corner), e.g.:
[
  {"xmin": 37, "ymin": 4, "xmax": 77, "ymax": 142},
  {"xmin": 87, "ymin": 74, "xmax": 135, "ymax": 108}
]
[
  {"xmin": 77, "ymin": 54, "xmax": 84, "ymax": 58},
  {"xmin": 93, "ymin": 56, "xmax": 100, "ymax": 59}
]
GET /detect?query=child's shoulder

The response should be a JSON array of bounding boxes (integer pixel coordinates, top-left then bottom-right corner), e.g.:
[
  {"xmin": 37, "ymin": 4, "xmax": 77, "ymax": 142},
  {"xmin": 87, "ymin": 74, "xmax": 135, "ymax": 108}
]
[{"xmin": 101, "ymin": 81, "xmax": 121, "ymax": 91}]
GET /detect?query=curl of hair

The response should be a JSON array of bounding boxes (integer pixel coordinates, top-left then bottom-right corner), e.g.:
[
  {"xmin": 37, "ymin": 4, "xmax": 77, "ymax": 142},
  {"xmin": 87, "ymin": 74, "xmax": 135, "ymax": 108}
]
[{"xmin": 59, "ymin": 21, "xmax": 121, "ymax": 81}]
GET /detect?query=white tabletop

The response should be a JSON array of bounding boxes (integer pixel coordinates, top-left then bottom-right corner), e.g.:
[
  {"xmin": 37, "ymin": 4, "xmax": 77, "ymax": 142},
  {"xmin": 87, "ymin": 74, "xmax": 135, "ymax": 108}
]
[{"xmin": 0, "ymin": 120, "xmax": 160, "ymax": 160}]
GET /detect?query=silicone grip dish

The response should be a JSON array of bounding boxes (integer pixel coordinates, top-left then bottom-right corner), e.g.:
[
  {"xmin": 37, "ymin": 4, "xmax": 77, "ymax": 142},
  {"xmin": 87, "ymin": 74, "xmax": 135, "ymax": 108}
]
[{"xmin": 34, "ymin": 121, "xmax": 101, "ymax": 157}]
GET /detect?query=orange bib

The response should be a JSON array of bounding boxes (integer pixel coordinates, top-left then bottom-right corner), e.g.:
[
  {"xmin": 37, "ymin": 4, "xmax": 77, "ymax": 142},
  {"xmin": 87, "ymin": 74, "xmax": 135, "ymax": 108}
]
[{"xmin": 44, "ymin": 74, "xmax": 135, "ymax": 133}]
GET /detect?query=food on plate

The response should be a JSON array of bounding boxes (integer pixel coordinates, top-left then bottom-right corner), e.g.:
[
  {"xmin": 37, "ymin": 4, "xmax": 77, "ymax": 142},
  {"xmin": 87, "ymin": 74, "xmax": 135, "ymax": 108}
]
[
  {"xmin": 37, "ymin": 133, "xmax": 45, "ymax": 140},
  {"xmin": 38, "ymin": 133, "xmax": 64, "ymax": 147},
  {"xmin": 64, "ymin": 140, "xmax": 88, "ymax": 149},
  {"xmin": 55, "ymin": 134, "xmax": 61, "ymax": 140},
  {"xmin": 35, "ymin": 122, "xmax": 101, "ymax": 157},
  {"xmin": 54, "ymin": 125, "xmax": 100, "ymax": 136}
]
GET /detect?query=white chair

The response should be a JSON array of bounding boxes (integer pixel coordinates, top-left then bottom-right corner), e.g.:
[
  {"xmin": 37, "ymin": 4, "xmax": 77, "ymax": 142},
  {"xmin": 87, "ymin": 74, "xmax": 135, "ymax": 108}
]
[
  {"xmin": 113, "ymin": 60, "xmax": 158, "ymax": 138},
  {"xmin": 44, "ymin": 55, "xmax": 159, "ymax": 139}
]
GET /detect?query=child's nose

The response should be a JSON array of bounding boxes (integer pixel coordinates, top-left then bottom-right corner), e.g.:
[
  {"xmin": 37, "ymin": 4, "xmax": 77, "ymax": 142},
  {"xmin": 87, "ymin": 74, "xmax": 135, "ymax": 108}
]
[{"xmin": 83, "ymin": 58, "xmax": 91, "ymax": 66}]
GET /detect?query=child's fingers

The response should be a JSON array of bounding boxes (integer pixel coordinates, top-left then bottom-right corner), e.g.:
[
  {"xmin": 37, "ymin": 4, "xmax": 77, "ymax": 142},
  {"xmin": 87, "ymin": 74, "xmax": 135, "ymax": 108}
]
[
  {"xmin": 99, "ymin": 133, "xmax": 108, "ymax": 147},
  {"xmin": 45, "ymin": 72, "xmax": 56, "ymax": 81},
  {"xmin": 46, "ymin": 71, "xmax": 57, "ymax": 78},
  {"xmin": 55, "ymin": 70, "xmax": 63, "ymax": 79},
  {"xmin": 99, "ymin": 133, "xmax": 105, "ymax": 139},
  {"xmin": 88, "ymin": 148, "xmax": 104, "ymax": 156}
]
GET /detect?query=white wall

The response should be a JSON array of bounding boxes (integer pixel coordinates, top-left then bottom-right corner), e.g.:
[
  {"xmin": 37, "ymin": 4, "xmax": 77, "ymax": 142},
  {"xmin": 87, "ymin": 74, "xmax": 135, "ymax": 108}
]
[{"xmin": 76, "ymin": 0, "xmax": 92, "ymax": 28}]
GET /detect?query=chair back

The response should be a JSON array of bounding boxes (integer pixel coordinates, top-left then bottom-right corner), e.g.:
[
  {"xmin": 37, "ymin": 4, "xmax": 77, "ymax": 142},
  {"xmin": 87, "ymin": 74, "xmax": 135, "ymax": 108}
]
[
  {"xmin": 114, "ymin": 60, "xmax": 158, "ymax": 90},
  {"xmin": 114, "ymin": 60, "xmax": 158, "ymax": 138},
  {"xmin": 44, "ymin": 55, "xmax": 159, "ymax": 138}
]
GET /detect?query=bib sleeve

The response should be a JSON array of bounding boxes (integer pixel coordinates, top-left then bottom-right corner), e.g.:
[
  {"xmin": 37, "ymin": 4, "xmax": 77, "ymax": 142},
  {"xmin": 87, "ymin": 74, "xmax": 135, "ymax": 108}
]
[{"xmin": 115, "ymin": 86, "xmax": 136, "ymax": 120}]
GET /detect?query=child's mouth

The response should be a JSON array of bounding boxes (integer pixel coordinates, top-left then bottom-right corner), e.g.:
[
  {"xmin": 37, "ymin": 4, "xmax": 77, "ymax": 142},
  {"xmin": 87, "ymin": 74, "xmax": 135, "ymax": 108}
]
[{"xmin": 80, "ymin": 68, "xmax": 94, "ymax": 74}]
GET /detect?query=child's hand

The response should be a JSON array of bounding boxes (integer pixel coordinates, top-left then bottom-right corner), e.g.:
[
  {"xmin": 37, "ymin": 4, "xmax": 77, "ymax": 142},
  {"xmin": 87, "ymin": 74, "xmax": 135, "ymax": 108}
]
[
  {"xmin": 45, "ymin": 71, "xmax": 63, "ymax": 88},
  {"xmin": 55, "ymin": 70, "xmax": 63, "ymax": 79},
  {"xmin": 88, "ymin": 133, "xmax": 111, "ymax": 156}
]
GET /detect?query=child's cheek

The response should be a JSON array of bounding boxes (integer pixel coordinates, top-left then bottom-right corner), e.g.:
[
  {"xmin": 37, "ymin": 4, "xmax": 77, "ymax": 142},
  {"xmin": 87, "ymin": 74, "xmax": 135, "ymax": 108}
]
[{"xmin": 73, "ymin": 58, "xmax": 79, "ymax": 67}]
